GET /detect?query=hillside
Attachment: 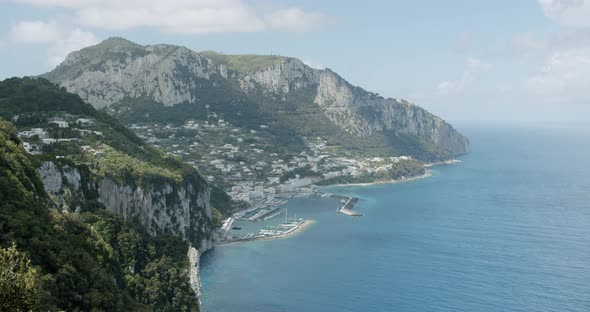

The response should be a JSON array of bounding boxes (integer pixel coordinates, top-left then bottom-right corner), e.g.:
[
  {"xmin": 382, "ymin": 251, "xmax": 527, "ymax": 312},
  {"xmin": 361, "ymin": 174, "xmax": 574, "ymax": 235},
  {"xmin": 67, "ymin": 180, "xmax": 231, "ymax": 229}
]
[
  {"xmin": 0, "ymin": 77, "xmax": 236, "ymax": 310},
  {"xmin": 42, "ymin": 37, "xmax": 468, "ymax": 161},
  {"xmin": 0, "ymin": 77, "xmax": 233, "ymax": 218},
  {"xmin": 0, "ymin": 118, "xmax": 201, "ymax": 311},
  {"xmin": 39, "ymin": 38, "xmax": 469, "ymax": 210}
]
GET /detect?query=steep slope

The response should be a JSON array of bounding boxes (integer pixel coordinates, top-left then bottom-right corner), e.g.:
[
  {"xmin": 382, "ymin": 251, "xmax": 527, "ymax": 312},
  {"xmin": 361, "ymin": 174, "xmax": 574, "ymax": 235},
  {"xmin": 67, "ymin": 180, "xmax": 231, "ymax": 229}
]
[
  {"xmin": 43, "ymin": 38, "xmax": 468, "ymax": 161},
  {"xmin": 0, "ymin": 77, "xmax": 219, "ymax": 250},
  {"xmin": 0, "ymin": 118, "xmax": 200, "ymax": 311},
  {"xmin": 43, "ymin": 37, "xmax": 220, "ymax": 109},
  {"xmin": 0, "ymin": 77, "xmax": 233, "ymax": 310}
]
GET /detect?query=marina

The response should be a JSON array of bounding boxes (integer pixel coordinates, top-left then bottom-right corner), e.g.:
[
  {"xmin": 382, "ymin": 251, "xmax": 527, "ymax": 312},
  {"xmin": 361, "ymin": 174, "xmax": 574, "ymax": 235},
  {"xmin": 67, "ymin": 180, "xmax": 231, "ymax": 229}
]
[
  {"xmin": 234, "ymin": 198, "xmax": 288, "ymax": 221},
  {"xmin": 217, "ymin": 208, "xmax": 311, "ymax": 244}
]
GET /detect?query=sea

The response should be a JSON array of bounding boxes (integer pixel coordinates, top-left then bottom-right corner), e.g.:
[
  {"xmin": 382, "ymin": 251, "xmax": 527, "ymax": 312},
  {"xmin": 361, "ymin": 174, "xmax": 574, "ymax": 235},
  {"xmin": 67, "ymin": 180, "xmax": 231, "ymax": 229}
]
[{"xmin": 201, "ymin": 124, "xmax": 590, "ymax": 312}]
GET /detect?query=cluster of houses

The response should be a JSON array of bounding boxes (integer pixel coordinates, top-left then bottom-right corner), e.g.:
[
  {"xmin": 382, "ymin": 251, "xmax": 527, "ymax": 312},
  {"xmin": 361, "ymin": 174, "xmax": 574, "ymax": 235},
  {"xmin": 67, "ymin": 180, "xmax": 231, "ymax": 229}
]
[
  {"xmin": 14, "ymin": 115, "xmax": 102, "ymax": 154},
  {"xmin": 127, "ymin": 118, "xmax": 416, "ymax": 206}
]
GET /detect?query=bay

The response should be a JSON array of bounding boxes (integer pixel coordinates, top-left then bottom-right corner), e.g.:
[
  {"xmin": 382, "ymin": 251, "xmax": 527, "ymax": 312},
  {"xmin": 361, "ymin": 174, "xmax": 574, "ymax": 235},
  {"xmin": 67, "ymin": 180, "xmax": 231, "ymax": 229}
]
[{"xmin": 201, "ymin": 124, "xmax": 590, "ymax": 312}]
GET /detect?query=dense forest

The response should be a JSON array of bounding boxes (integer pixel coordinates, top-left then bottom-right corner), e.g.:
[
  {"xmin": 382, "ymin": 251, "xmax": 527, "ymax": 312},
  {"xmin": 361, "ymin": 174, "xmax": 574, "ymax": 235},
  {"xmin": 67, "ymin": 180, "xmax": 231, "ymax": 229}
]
[{"xmin": 0, "ymin": 118, "xmax": 201, "ymax": 311}]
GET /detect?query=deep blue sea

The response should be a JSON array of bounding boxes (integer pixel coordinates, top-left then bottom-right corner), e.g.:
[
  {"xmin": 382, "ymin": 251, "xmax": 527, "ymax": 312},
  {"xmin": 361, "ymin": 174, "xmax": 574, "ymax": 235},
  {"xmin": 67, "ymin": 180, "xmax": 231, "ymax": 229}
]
[{"xmin": 201, "ymin": 124, "xmax": 590, "ymax": 312}]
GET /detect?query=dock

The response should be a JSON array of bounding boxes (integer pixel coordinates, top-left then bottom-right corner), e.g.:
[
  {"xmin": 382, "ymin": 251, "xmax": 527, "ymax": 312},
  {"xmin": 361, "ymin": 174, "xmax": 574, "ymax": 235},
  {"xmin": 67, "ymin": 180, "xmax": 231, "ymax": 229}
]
[
  {"xmin": 257, "ymin": 207, "xmax": 283, "ymax": 220},
  {"xmin": 216, "ymin": 219, "xmax": 313, "ymax": 245},
  {"xmin": 336, "ymin": 197, "xmax": 362, "ymax": 216}
]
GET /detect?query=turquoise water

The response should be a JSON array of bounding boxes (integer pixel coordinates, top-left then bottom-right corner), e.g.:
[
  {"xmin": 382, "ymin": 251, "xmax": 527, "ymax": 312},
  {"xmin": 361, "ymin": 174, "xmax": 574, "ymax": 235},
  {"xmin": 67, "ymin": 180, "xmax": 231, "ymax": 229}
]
[{"xmin": 201, "ymin": 124, "xmax": 590, "ymax": 312}]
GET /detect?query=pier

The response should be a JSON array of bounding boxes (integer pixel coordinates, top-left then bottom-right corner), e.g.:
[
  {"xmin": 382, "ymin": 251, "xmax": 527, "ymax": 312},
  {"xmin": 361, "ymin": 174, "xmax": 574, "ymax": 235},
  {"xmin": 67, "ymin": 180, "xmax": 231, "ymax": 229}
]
[
  {"xmin": 216, "ymin": 219, "xmax": 313, "ymax": 245},
  {"xmin": 335, "ymin": 196, "xmax": 362, "ymax": 216}
]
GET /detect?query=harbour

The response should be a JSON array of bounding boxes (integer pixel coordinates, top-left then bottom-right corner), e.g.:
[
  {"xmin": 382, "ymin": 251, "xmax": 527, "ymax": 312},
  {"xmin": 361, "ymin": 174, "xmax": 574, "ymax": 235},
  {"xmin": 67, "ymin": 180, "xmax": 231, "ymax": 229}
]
[{"xmin": 217, "ymin": 208, "xmax": 312, "ymax": 244}]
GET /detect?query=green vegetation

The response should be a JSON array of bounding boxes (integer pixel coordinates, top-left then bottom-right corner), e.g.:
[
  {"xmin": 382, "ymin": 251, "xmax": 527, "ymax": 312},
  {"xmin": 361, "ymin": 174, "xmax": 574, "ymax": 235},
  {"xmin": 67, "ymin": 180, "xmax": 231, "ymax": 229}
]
[
  {"xmin": 316, "ymin": 159, "xmax": 425, "ymax": 186},
  {"xmin": 110, "ymin": 79, "xmax": 305, "ymax": 155},
  {"xmin": 0, "ymin": 77, "xmax": 234, "ymax": 216},
  {"xmin": 200, "ymin": 51, "xmax": 288, "ymax": 73},
  {"xmin": 0, "ymin": 244, "xmax": 38, "ymax": 311},
  {"xmin": 256, "ymin": 86, "xmax": 451, "ymax": 162},
  {"xmin": 96, "ymin": 145, "xmax": 183, "ymax": 186},
  {"xmin": 0, "ymin": 118, "xmax": 200, "ymax": 311}
]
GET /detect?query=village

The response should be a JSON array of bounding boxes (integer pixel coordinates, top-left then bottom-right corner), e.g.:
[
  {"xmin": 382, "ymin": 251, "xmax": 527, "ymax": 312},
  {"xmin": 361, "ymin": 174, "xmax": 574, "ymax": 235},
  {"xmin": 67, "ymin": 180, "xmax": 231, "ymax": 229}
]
[
  {"xmin": 128, "ymin": 118, "xmax": 417, "ymax": 212},
  {"xmin": 12, "ymin": 112, "xmax": 419, "ymax": 224},
  {"xmin": 12, "ymin": 113, "xmax": 106, "ymax": 156}
]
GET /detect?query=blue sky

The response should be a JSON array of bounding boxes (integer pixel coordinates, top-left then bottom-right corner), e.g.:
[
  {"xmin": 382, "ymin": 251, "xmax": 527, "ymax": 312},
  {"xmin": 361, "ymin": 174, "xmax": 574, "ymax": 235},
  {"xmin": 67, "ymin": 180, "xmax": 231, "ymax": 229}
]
[{"xmin": 1, "ymin": 0, "xmax": 589, "ymax": 122}]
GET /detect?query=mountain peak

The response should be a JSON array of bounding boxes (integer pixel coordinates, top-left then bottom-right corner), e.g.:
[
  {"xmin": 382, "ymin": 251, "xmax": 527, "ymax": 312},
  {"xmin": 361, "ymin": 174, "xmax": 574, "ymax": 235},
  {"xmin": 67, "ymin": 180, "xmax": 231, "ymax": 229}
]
[
  {"xmin": 200, "ymin": 51, "xmax": 290, "ymax": 73},
  {"xmin": 94, "ymin": 36, "xmax": 142, "ymax": 49}
]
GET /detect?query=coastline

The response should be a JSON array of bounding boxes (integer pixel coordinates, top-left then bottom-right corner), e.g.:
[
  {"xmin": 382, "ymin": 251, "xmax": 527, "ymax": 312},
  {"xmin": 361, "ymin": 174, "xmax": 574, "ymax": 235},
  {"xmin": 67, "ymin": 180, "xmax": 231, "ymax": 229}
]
[
  {"xmin": 215, "ymin": 220, "xmax": 315, "ymax": 246},
  {"xmin": 217, "ymin": 158, "xmax": 460, "ymax": 245},
  {"xmin": 318, "ymin": 170, "xmax": 433, "ymax": 189},
  {"xmin": 258, "ymin": 219, "xmax": 315, "ymax": 240},
  {"xmin": 424, "ymin": 159, "xmax": 461, "ymax": 168}
]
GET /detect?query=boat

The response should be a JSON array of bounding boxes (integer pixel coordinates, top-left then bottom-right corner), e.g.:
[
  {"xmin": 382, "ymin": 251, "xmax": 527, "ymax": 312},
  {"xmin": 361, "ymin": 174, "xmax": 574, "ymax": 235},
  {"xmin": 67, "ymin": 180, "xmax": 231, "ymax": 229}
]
[
  {"xmin": 231, "ymin": 226, "xmax": 242, "ymax": 230},
  {"xmin": 340, "ymin": 199, "xmax": 347, "ymax": 204}
]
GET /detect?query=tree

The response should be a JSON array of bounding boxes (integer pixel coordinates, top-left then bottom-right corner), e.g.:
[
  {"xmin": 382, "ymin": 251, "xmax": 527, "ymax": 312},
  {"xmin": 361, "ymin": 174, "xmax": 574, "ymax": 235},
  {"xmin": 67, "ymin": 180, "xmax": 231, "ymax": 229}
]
[{"xmin": 0, "ymin": 244, "xmax": 38, "ymax": 311}]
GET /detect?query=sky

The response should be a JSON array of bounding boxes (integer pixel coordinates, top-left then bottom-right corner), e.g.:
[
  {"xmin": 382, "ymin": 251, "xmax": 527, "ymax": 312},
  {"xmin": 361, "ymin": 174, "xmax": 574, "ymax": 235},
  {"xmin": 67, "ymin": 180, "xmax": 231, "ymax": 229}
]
[{"xmin": 0, "ymin": 0, "xmax": 589, "ymax": 123}]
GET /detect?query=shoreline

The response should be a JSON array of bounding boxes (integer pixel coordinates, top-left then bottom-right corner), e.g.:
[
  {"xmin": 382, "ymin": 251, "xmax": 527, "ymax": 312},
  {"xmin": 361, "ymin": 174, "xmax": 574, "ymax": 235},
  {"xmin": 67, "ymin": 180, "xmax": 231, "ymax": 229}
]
[
  {"xmin": 215, "ymin": 219, "xmax": 315, "ymax": 246},
  {"xmin": 217, "ymin": 158, "xmax": 460, "ymax": 245},
  {"xmin": 424, "ymin": 159, "xmax": 461, "ymax": 168},
  {"xmin": 258, "ymin": 219, "xmax": 315, "ymax": 240},
  {"xmin": 318, "ymin": 170, "xmax": 433, "ymax": 189}
]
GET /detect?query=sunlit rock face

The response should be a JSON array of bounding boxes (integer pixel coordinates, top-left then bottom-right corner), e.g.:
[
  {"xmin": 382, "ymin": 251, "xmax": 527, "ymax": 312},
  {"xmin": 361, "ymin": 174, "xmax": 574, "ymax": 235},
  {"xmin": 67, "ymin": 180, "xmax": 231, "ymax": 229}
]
[{"xmin": 44, "ymin": 37, "xmax": 468, "ymax": 156}]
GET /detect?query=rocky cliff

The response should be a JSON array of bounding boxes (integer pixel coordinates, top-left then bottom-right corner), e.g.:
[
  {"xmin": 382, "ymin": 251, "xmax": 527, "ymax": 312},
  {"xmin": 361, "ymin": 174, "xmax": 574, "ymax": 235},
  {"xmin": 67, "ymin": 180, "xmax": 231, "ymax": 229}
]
[
  {"xmin": 1, "ymin": 77, "xmax": 216, "ymax": 310},
  {"xmin": 234, "ymin": 59, "xmax": 468, "ymax": 154},
  {"xmin": 43, "ymin": 38, "xmax": 219, "ymax": 109},
  {"xmin": 37, "ymin": 160, "xmax": 213, "ymax": 253},
  {"xmin": 0, "ymin": 115, "xmax": 204, "ymax": 311},
  {"xmin": 43, "ymin": 37, "xmax": 468, "ymax": 158},
  {"xmin": 37, "ymin": 159, "xmax": 212, "ymax": 310}
]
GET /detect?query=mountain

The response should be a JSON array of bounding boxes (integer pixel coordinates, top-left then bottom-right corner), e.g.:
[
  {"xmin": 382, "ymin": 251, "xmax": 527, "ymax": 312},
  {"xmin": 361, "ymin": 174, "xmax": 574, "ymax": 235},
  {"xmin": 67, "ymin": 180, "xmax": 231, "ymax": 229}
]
[
  {"xmin": 0, "ymin": 77, "xmax": 226, "ymax": 310},
  {"xmin": 42, "ymin": 37, "xmax": 468, "ymax": 162}
]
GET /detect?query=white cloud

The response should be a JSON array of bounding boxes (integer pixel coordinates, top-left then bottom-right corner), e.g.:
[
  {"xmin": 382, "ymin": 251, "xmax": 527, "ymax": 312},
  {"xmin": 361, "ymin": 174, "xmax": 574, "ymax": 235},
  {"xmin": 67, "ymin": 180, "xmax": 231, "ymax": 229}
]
[
  {"xmin": 8, "ymin": 18, "xmax": 99, "ymax": 68},
  {"xmin": 437, "ymin": 72, "xmax": 473, "ymax": 95},
  {"xmin": 538, "ymin": 0, "xmax": 590, "ymax": 27},
  {"xmin": 47, "ymin": 29, "xmax": 99, "ymax": 67},
  {"xmin": 438, "ymin": 57, "xmax": 492, "ymax": 95},
  {"xmin": 526, "ymin": 47, "xmax": 590, "ymax": 100},
  {"xmin": 519, "ymin": 1, "xmax": 590, "ymax": 102},
  {"xmin": 467, "ymin": 57, "xmax": 493, "ymax": 70},
  {"xmin": 265, "ymin": 8, "xmax": 326, "ymax": 32},
  {"xmin": 75, "ymin": 1, "xmax": 265, "ymax": 33},
  {"xmin": 9, "ymin": 20, "xmax": 61, "ymax": 43},
  {"xmin": 12, "ymin": 0, "xmax": 327, "ymax": 34}
]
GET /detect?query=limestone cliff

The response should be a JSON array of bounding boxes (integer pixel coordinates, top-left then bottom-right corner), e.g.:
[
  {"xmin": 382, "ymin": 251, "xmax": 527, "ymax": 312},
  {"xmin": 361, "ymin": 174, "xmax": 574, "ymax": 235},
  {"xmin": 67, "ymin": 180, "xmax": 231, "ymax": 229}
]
[
  {"xmin": 43, "ymin": 37, "xmax": 220, "ymax": 109},
  {"xmin": 37, "ymin": 161, "xmax": 213, "ymax": 252},
  {"xmin": 232, "ymin": 59, "xmax": 468, "ymax": 155},
  {"xmin": 43, "ymin": 37, "xmax": 468, "ymax": 157},
  {"xmin": 2, "ymin": 77, "xmax": 214, "ymax": 311}
]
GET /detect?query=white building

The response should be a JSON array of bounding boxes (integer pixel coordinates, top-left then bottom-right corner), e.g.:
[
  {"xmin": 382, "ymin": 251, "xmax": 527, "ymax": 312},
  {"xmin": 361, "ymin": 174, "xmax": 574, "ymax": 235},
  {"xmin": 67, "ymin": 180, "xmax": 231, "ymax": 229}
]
[
  {"xmin": 18, "ymin": 128, "xmax": 48, "ymax": 138},
  {"xmin": 76, "ymin": 118, "xmax": 95, "ymax": 126},
  {"xmin": 50, "ymin": 120, "xmax": 69, "ymax": 128}
]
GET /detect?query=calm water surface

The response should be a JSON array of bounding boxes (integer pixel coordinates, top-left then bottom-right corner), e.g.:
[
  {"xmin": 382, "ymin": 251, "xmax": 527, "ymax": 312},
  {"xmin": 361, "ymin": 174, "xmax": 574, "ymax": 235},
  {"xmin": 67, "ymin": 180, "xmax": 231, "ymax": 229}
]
[{"xmin": 201, "ymin": 124, "xmax": 590, "ymax": 312}]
